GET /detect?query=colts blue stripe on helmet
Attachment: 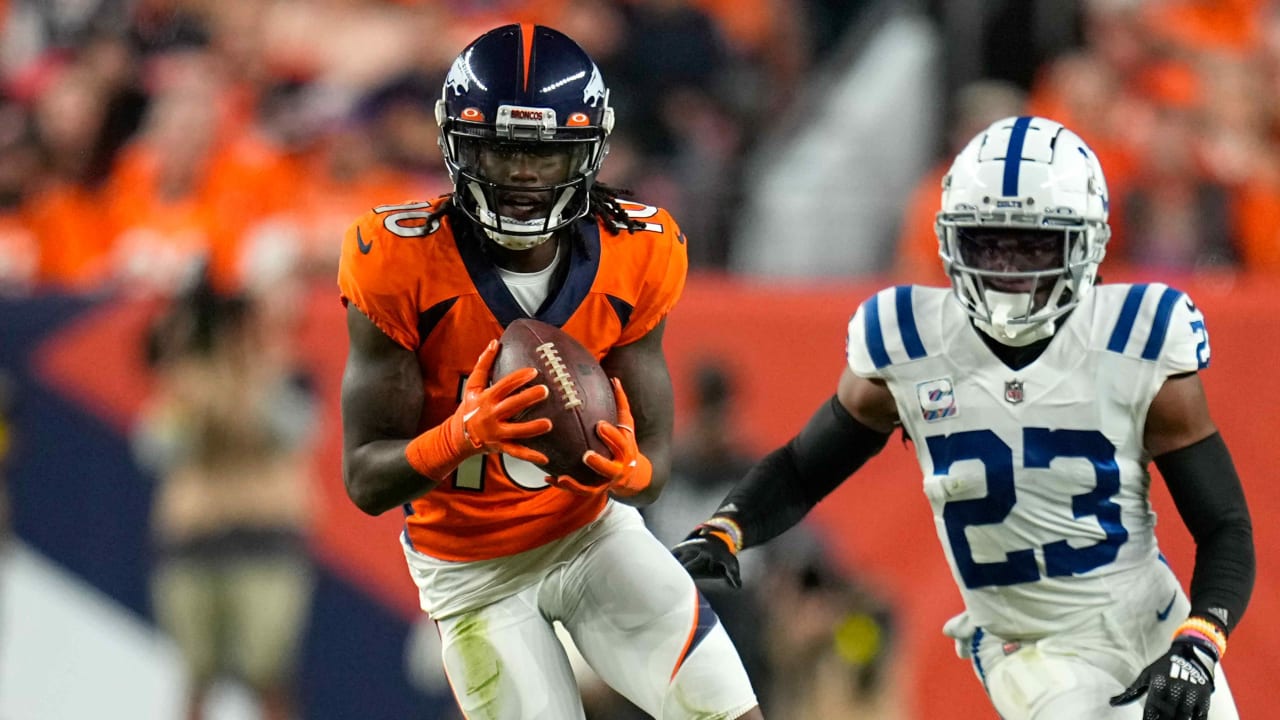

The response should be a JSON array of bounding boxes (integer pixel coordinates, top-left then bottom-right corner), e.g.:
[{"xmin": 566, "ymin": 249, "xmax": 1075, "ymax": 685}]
[
  {"xmin": 894, "ymin": 286, "xmax": 927, "ymax": 360},
  {"xmin": 1142, "ymin": 287, "xmax": 1183, "ymax": 360},
  {"xmin": 1107, "ymin": 284, "xmax": 1149, "ymax": 354},
  {"xmin": 864, "ymin": 294, "xmax": 891, "ymax": 369},
  {"xmin": 1001, "ymin": 116, "xmax": 1033, "ymax": 196}
]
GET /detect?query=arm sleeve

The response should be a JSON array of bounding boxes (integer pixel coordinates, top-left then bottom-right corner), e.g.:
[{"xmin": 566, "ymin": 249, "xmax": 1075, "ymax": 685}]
[
  {"xmin": 718, "ymin": 395, "xmax": 891, "ymax": 548},
  {"xmin": 1154, "ymin": 432, "xmax": 1255, "ymax": 635}
]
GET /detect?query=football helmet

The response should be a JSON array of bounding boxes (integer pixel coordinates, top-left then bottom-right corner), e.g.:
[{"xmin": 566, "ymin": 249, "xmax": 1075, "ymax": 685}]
[
  {"xmin": 436, "ymin": 24, "xmax": 614, "ymax": 250},
  {"xmin": 935, "ymin": 116, "xmax": 1111, "ymax": 345}
]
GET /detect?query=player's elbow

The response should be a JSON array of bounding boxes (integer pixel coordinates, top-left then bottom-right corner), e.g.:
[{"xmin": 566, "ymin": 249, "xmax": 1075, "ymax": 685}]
[
  {"xmin": 344, "ymin": 477, "xmax": 379, "ymax": 516},
  {"xmin": 342, "ymin": 462, "xmax": 394, "ymax": 516}
]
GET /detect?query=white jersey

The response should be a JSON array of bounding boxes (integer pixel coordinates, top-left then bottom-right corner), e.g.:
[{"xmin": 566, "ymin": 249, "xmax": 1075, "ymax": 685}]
[{"xmin": 847, "ymin": 283, "xmax": 1210, "ymax": 639}]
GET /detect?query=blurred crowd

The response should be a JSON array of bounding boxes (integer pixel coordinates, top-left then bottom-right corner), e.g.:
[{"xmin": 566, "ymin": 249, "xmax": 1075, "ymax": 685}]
[
  {"xmin": 899, "ymin": 0, "xmax": 1280, "ymax": 283},
  {"xmin": 4, "ymin": 1, "xmax": 1280, "ymax": 302},
  {"xmin": 0, "ymin": 0, "xmax": 864, "ymax": 301}
]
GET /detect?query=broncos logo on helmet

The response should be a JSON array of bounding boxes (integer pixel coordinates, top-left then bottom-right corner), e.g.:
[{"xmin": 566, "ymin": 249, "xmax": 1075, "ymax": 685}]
[
  {"xmin": 583, "ymin": 65, "xmax": 606, "ymax": 107},
  {"xmin": 443, "ymin": 49, "xmax": 476, "ymax": 97}
]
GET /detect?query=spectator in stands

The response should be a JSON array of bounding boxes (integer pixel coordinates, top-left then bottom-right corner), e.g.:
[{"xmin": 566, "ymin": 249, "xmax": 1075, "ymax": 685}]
[
  {"xmin": 1120, "ymin": 98, "xmax": 1240, "ymax": 272},
  {"xmin": 0, "ymin": 96, "xmax": 40, "ymax": 294},
  {"xmin": 25, "ymin": 62, "xmax": 121, "ymax": 290}
]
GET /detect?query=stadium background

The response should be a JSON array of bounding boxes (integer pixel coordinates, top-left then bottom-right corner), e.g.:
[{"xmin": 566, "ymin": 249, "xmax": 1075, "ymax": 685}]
[{"xmin": 2, "ymin": 1, "xmax": 1278, "ymax": 718}]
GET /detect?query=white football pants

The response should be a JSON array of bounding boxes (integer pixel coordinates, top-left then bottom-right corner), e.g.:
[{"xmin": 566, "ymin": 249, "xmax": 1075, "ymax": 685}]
[{"xmin": 432, "ymin": 505, "xmax": 758, "ymax": 720}]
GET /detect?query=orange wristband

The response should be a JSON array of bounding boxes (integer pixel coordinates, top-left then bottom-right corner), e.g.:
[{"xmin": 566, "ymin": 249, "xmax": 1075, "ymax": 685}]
[
  {"xmin": 1175, "ymin": 617, "xmax": 1228, "ymax": 659},
  {"xmin": 405, "ymin": 414, "xmax": 467, "ymax": 481}
]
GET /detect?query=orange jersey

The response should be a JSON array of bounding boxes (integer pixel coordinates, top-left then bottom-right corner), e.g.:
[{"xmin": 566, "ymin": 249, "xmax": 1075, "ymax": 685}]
[{"xmin": 338, "ymin": 196, "xmax": 688, "ymax": 562}]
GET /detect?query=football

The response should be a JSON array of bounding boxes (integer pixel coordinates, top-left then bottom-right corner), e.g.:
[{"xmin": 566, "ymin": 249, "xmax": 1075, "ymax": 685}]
[{"xmin": 493, "ymin": 319, "xmax": 617, "ymax": 483}]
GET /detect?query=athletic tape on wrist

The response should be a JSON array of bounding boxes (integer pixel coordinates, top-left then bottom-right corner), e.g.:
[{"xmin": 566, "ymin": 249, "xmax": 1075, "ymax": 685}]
[{"xmin": 702, "ymin": 516, "xmax": 744, "ymax": 554}]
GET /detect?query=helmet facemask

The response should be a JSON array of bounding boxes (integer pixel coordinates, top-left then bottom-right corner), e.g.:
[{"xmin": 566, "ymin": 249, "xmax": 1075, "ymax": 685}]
[
  {"xmin": 940, "ymin": 225, "xmax": 1101, "ymax": 345},
  {"xmin": 437, "ymin": 101, "xmax": 611, "ymax": 250}
]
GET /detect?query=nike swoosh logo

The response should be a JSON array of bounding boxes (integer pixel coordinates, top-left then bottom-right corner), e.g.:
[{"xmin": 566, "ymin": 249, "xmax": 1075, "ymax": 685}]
[
  {"xmin": 1156, "ymin": 592, "xmax": 1177, "ymax": 621},
  {"xmin": 356, "ymin": 227, "xmax": 373, "ymax": 254}
]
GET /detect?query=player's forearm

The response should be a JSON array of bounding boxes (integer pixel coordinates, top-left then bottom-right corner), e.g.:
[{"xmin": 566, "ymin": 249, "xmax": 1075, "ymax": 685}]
[
  {"xmin": 1188, "ymin": 520, "xmax": 1254, "ymax": 634},
  {"xmin": 343, "ymin": 438, "xmax": 439, "ymax": 515},
  {"xmin": 1155, "ymin": 432, "xmax": 1255, "ymax": 634}
]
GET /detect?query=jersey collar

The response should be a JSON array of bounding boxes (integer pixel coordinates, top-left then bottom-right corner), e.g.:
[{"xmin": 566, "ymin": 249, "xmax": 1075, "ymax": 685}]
[{"xmin": 456, "ymin": 218, "xmax": 602, "ymax": 328}]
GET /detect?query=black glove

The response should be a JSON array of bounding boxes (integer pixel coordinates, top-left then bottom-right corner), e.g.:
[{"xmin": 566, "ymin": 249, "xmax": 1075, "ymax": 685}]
[
  {"xmin": 1110, "ymin": 636, "xmax": 1218, "ymax": 720},
  {"xmin": 672, "ymin": 525, "xmax": 742, "ymax": 589}
]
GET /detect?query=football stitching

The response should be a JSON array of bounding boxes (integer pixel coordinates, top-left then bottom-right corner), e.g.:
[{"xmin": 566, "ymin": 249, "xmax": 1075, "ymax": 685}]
[{"xmin": 535, "ymin": 342, "xmax": 583, "ymax": 410}]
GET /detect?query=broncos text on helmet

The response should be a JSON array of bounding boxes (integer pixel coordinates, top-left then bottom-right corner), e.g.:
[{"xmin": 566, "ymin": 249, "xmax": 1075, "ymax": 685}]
[
  {"xmin": 435, "ymin": 24, "xmax": 615, "ymax": 250},
  {"xmin": 935, "ymin": 116, "xmax": 1111, "ymax": 346}
]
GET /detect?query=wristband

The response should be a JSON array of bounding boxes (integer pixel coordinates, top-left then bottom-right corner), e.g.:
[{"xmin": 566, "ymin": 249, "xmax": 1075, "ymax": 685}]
[
  {"xmin": 405, "ymin": 415, "xmax": 467, "ymax": 481},
  {"xmin": 702, "ymin": 516, "xmax": 744, "ymax": 554},
  {"xmin": 1175, "ymin": 616, "xmax": 1228, "ymax": 659}
]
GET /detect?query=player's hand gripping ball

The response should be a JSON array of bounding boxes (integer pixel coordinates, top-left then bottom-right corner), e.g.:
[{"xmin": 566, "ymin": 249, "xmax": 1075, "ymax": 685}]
[{"xmin": 493, "ymin": 319, "xmax": 618, "ymax": 483}]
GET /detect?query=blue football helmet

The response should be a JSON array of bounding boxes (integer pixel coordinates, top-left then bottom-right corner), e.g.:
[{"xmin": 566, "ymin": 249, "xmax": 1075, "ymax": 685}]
[{"xmin": 435, "ymin": 24, "xmax": 614, "ymax": 249}]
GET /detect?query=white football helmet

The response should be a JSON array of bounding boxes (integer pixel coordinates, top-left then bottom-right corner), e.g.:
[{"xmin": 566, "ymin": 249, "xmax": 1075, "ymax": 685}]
[{"xmin": 935, "ymin": 116, "xmax": 1111, "ymax": 345}]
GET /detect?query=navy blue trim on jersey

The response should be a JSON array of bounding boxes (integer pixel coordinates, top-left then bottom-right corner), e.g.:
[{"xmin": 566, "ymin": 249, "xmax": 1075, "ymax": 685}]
[
  {"xmin": 538, "ymin": 221, "xmax": 602, "ymax": 326},
  {"xmin": 895, "ymin": 285, "xmax": 927, "ymax": 360},
  {"xmin": 605, "ymin": 294, "xmax": 633, "ymax": 331},
  {"xmin": 1142, "ymin": 287, "xmax": 1183, "ymax": 360},
  {"xmin": 456, "ymin": 229, "xmax": 524, "ymax": 325},
  {"xmin": 1107, "ymin": 284, "xmax": 1148, "ymax": 354},
  {"xmin": 455, "ymin": 219, "xmax": 601, "ymax": 328},
  {"xmin": 415, "ymin": 298, "xmax": 458, "ymax": 349},
  {"xmin": 864, "ymin": 294, "xmax": 891, "ymax": 369},
  {"xmin": 1002, "ymin": 116, "xmax": 1033, "ymax": 196}
]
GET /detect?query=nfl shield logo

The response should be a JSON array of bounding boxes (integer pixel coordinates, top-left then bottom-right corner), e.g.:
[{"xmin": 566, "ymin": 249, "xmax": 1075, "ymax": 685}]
[{"xmin": 1004, "ymin": 379, "xmax": 1025, "ymax": 404}]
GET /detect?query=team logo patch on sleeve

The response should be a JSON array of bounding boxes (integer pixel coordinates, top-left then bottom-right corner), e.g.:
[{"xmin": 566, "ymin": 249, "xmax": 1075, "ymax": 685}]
[{"xmin": 917, "ymin": 378, "xmax": 958, "ymax": 422}]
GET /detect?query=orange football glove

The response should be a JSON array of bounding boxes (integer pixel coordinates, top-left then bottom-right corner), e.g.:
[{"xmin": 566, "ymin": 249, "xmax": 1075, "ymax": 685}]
[
  {"xmin": 406, "ymin": 340, "xmax": 552, "ymax": 481},
  {"xmin": 547, "ymin": 378, "xmax": 652, "ymax": 497}
]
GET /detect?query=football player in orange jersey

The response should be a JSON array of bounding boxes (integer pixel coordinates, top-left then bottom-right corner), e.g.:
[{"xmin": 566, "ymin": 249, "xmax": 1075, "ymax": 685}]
[{"xmin": 338, "ymin": 24, "xmax": 764, "ymax": 720}]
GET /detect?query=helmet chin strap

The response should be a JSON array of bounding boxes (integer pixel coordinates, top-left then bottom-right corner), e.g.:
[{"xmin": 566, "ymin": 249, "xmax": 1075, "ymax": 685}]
[
  {"xmin": 974, "ymin": 290, "xmax": 1058, "ymax": 347},
  {"xmin": 468, "ymin": 182, "xmax": 578, "ymax": 251}
]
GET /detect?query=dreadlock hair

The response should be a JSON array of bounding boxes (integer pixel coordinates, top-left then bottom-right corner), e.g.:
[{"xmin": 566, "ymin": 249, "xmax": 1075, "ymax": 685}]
[
  {"xmin": 423, "ymin": 180, "xmax": 646, "ymax": 239},
  {"xmin": 589, "ymin": 181, "xmax": 645, "ymax": 234}
]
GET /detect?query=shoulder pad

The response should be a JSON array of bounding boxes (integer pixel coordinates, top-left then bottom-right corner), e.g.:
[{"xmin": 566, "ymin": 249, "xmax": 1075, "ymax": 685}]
[
  {"xmin": 847, "ymin": 286, "xmax": 935, "ymax": 376},
  {"xmin": 1101, "ymin": 283, "xmax": 1209, "ymax": 372}
]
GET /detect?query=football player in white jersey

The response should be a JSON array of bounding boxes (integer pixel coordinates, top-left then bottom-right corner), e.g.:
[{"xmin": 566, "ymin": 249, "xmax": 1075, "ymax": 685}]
[{"xmin": 674, "ymin": 116, "xmax": 1254, "ymax": 720}]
